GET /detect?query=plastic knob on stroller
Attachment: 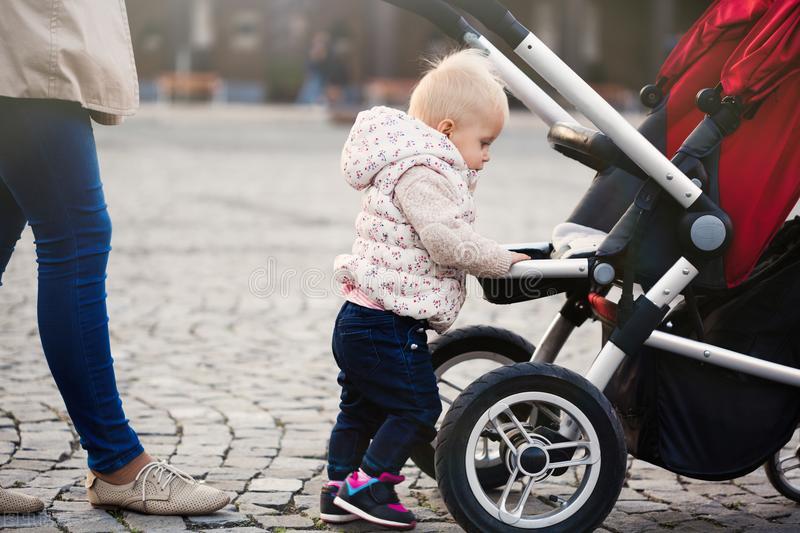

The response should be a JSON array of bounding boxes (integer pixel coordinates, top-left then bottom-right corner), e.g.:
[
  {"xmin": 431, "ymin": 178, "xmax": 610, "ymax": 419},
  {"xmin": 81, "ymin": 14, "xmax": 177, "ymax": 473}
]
[
  {"xmin": 696, "ymin": 87, "xmax": 722, "ymax": 115},
  {"xmin": 639, "ymin": 84, "xmax": 663, "ymax": 108}
]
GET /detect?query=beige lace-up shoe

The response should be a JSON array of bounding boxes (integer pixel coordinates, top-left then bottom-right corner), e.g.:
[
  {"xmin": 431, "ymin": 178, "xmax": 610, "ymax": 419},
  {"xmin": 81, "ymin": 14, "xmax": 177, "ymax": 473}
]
[
  {"xmin": 86, "ymin": 461, "xmax": 229, "ymax": 515},
  {"xmin": 0, "ymin": 487, "xmax": 45, "ymax": 514}
]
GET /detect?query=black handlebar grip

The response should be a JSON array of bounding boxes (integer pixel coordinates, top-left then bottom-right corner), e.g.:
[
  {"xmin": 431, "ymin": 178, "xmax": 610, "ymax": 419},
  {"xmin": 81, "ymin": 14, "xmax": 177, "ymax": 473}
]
[
  {"xmin": 446, "ymin": 0, "xmax": 529, "ymax": 48},
  {"xmin": 382, "ymin": 0, "xmax": 476, "ymax": 43}
]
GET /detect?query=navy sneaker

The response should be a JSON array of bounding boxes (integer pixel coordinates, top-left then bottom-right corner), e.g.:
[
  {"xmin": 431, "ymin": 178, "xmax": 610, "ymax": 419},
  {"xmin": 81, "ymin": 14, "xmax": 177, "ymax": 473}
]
[
  {"xmin": 320, "ymin": 482, "xmax": 359, "ymax": 524},
  {"xmin": 334, "ymin": 470, "xmax": 416, "ymax": 530}
]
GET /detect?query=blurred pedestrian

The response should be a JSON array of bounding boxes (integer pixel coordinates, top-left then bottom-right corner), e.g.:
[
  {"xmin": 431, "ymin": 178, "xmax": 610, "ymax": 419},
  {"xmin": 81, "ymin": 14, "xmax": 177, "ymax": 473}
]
[{"xmin": 296, "ymin": 31, "xmax": 330, "ymax": 105}]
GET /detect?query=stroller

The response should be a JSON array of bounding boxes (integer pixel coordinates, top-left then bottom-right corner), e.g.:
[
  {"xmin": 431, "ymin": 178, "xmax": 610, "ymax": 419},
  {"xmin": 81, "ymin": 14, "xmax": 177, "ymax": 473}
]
[{"xmin": 383, "ymin": 0, "xmax": 800, "ymax": 531}]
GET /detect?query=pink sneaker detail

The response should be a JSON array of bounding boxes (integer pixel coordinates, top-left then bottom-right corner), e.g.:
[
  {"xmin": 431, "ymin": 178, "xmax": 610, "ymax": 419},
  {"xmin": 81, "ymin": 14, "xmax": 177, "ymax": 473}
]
[
  {"xmin": 378, "ymin": 472, "xmax": 405, "ymax": 484},
  {"xmin": 347, "ymin": 469, "xmax": 374, "ymax": 489},
  {"xmin": 388, "ymin": 503, "xmax": 409, "ymax": 512},
  {"xmin": 326, "ymin": 480, "xmax": 344, "ymax": 488}
]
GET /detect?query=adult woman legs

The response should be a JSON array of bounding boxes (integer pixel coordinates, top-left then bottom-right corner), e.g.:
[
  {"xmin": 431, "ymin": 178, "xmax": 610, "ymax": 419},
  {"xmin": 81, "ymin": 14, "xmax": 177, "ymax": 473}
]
[{"xmin": 0, "ymin": 97, "xmax": 146, "ymax": 475}]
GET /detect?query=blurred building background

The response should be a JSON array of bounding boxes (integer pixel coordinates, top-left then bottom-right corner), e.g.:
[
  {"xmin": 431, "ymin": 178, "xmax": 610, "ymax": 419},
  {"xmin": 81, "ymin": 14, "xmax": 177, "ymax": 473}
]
[{"xmin": 127, "ymin": 0, "xmax": 712, "ymax": 109}]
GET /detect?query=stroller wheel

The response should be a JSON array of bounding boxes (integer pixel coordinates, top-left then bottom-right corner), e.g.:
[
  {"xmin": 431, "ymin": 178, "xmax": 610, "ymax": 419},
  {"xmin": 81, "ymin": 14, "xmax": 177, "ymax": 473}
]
[
  {"xmin": 765, "ymin": 427, "xmax": 800, "ymax": 503},
  {"xmin": 435, "ymin": 362, "xmax": 626, "ymax": 532},
  {"xmin": 410, "ymin": 325, "xmax": 534, "ymax": 488}
]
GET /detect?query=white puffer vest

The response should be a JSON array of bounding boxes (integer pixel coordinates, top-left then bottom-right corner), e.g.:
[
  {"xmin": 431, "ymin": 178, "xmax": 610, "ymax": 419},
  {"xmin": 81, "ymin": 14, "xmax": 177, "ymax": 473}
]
[{"xmin": 333, "ymin": 106, "xmax": 478, "ymax": 333}]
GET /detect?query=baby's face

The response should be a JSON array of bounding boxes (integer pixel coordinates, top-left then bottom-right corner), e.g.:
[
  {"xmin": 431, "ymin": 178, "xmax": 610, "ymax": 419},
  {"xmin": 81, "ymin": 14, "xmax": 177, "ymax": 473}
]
[{"xmin": 445, "ymin": 111, "xmax": 505, "ymax": 171}]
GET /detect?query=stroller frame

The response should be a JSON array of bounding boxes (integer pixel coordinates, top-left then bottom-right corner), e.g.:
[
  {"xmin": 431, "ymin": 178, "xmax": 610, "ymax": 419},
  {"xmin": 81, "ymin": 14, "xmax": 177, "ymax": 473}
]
[{"xmin": 386, "ymin": 0, "xmax": 800, "ymax": 392}]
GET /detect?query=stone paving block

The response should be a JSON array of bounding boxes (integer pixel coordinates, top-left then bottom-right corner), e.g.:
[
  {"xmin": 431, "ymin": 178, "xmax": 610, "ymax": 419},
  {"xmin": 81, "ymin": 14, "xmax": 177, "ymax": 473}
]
[
  {"xmin": 58, "ymin": 485, "xmax": 88, "ymax": 501},
  {"xmin": 667, "ymin": 518, "xmax": 727, "ymax": 530},
  {"xmin": 200, "ymin": 528, "xmax": 266, "ymax": 533},
  {"xmin": 615, "ymin": 500, "xmax": 671, "ymax": 514},
  {"xmin": 122, "ymin": 511, "xmax": 188, "ymax": 531},
  {"xmin": 237, "ymin": 502, "xmax": 280, "ymax": 516},
  {"xmin": 0, "ymin": 429, "xmax": 21, "ymax": 441},
  {"xmin": 775, "ymin": 508, "xmax": 800, "ymax": 524},
  {"xmin": 53, "ymin": 510, "xmax": 128, "ymax": 532},
  {"xmin": 209, "ymin": 479, "xmax": 249, "ymax": 493},
  {"xmin": 226, "ymin": 447, "xmax": 278, "ymax": 459},
  {"xmin": 27, "ymin": 470, "xmax": 83, "ymax": 489},
  {"xmin": 237, "ymin": 491, "xmax": 294, "ymax": 508},
  {"xmin": 602, "ymin": 510, "xmax": 660, "ymax": 532},
  {"xmin": 0, "ymin": 468, "xmax": 39, "ymax": 485},
  {"xmin": 231, "ymin": 436, "xmax": 281, "ymax": 449},
  {"xmin": 223, "ymin": 456, "xmax": 272, "ymax": 470},
  {"xmin": 2, "ymin": 522, "xmax": 62, "ymax": 533},
  {"xmin": 264, "ymin": 457, "xmax": 325, "ymax": 480},
  {"xmin": 292, "ymin": 494, "xmax": 317, "ymax": 512},
  {"xmin": 253, "ymin": 514, "xmax": 315, "ymax": 529},
  {"xmin": 206, "ymin": 467, "xmax": 261, "ymax": 481},
  {"xmin": 411, "ymin": 523, "xmax": 464, "ymax": 532},
  {"xmin": 249, "ymin": 477, "xmax": 303, "ymax": 492},
  {"xmin": 49, "ymin": 500, "xmax": 95, "ymax": 512},
  {"xmin": 14, "ymin": 412, "xmax": 59, "ymax": 424},
  {"xmin": 5, "ymin": 460, "xmax": 56, "ymax": 472},
  {"xmin": 186, "ymin": 505, "xmax": 252, "ymax": 527},
  {"xmin": 54, "ymin": 458, "xmax": 89, "ymax": 470},
  {"xmin": 12, "ymin": 449, "xmax": 70, "ymax": 462},
  {"xmin": 0, "ymin": 513, "xmax": 56, "ymax": 529}
]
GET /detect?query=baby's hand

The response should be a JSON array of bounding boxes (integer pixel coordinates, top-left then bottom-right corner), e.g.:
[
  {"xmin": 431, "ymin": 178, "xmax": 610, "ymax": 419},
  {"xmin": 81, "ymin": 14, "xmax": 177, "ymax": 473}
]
[{"xmin": 510, "ymin": 252, "xmax": 531, "ymax": 264}]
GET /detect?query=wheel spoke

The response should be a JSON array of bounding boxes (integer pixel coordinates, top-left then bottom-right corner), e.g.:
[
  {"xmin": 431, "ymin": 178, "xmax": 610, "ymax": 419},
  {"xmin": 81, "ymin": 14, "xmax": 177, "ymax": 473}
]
[
  {"xmin": 548, "ymin": 456, "xmax": 595, "ymax": 470},
  {"xmin": 543, "ymin": 440, "xmax": 591, "ymax": 452},
  {"xmin": 507, "ymin": 408, "xmax": 535, "ymax": 445},
  {"xmin": 490, "ymin": 416, "xmax": 520, "ymax": 452},
  {"xmin": 497, "ymin": 464, "xmax": 522, "ymax": 510},
  {"xmin": 545, "ymin": 440, "xmax": 597, "ymax": 468},
  {"xmin": 779, "ymin": 455, "xmax": 800, "ymax": 473},
  {"xmin": 527, "ymin": 404, "xmax": 539, "ymax": 426},
  {"xmin": 511, "ymin": 475, "xmax": 537, "ymax": 517}
]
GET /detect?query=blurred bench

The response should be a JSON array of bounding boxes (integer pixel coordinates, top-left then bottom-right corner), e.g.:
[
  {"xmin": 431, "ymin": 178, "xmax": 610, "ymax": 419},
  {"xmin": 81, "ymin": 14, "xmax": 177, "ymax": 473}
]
[{"xmin": 158, "ymin": 73, "xmax": 221, "ymax": 102}]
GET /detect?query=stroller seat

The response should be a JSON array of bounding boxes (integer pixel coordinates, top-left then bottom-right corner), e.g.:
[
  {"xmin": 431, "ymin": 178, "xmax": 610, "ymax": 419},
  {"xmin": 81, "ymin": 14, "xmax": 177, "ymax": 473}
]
[{"xmin": 551, "ymin": 221, "xmax": 606, "ymax": 259}]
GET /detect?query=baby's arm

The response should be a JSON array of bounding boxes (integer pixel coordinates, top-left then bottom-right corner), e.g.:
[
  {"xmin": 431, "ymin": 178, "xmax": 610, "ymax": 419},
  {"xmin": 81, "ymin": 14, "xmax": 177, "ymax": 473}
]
[{"xmin": 395, "ymin": 167, "xmax": 526, "ymax": 278}]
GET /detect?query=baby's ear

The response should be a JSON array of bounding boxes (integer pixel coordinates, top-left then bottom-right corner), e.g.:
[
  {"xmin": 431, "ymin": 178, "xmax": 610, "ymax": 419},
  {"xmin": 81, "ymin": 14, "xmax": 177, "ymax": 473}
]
[{"xmin": 436, "ymin": 118, "xmax": 455, "ymax": 137}]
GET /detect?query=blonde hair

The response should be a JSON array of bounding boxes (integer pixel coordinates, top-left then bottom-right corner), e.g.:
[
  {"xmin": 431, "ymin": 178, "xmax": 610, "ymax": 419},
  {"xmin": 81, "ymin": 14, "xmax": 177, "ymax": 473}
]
[{"xmin": 408, "ymin": 48, "xmax": 509, "ymax": 128}]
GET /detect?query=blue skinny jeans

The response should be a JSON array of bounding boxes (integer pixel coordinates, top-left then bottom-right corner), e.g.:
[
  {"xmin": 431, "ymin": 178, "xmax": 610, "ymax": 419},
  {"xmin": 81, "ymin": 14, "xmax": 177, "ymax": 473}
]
[{"xmin": 0, "ymin": 97, "xmax": 143, "ymax": 473}]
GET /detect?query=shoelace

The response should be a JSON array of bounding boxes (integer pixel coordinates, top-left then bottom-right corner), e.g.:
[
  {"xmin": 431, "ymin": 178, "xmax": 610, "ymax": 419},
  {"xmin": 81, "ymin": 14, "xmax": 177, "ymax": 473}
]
[{"xmin": 134, "ymin": 461, "xmax": 196, "ymax": 503}]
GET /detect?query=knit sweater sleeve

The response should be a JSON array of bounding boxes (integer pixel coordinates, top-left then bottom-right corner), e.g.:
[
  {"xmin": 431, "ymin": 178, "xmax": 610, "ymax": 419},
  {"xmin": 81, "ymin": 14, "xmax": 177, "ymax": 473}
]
[{"xmin": 395, "ymin": 167, "xmax": 514, "ymax": 278}]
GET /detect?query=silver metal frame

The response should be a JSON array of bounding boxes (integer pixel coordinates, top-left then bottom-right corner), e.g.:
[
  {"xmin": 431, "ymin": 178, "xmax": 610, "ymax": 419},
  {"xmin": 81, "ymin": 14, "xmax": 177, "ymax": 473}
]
[
  {"xmin": 511, "ymin": 34, "xmax": 702, "ymax": 208},
  {"xmin": 469, "ymin": 34, "xmax": 575, "ymax": 128},
  {"xmin": 528, "ymin": 257, "xmax": 800, "ymax": 392}
]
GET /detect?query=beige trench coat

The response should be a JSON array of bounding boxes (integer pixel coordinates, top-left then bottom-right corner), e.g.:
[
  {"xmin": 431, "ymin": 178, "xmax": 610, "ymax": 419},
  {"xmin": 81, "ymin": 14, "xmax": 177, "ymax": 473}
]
[{"xmin": 0, "ymin": 0, "xmax": 138, "ymax": 125}]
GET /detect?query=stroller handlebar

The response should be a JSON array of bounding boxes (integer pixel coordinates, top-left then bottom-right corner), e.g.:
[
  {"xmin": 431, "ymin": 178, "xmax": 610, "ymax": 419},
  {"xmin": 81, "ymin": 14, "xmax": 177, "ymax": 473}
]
[
  {"xmin": 382, "ymin": 0, "xmax": 474, "ymax": 42},
  {"xmin": 446, "ymin": 0, "xmax": 528, "ymax": 48}
]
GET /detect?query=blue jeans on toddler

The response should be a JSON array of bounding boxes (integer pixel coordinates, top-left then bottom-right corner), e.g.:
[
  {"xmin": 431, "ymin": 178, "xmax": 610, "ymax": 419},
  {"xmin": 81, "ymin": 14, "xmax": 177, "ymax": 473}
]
[
  {"xmin": 327, "ymin": 301, "xmax": 442, "ymax": 479},
  {"xmin": 0, "ymin": 97, "xmax": 143, "ymax": 473}
]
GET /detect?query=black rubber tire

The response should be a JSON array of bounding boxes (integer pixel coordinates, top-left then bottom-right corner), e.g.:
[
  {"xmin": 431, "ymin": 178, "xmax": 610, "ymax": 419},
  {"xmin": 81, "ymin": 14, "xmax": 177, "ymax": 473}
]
[
  {"xmin": 410, "ymin": 325, "xmax": 534, "ymax": 484},
  {"xmin": 435, "ymin": 362, "xmax": 627, "ymax": 533},
  {"xmin": 765, "ymin": 443, "xmax": 800, "ymax": 503}
]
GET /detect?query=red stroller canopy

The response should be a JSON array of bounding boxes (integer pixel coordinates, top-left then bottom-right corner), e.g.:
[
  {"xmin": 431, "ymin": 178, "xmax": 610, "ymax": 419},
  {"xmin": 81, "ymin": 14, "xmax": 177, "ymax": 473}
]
[
  {"xmin": 657, "ymin": 0, "xmax": 800, "ymax": 287},
  {"xmin": 660, "ymin": 0, "xmax": 800, "ymax": 107}
]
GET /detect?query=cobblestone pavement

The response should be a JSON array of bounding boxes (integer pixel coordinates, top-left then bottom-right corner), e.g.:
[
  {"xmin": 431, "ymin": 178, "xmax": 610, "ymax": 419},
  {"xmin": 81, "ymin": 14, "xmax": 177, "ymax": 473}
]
[{"xmin": 1, "ymin": 105, "xmax": 798, "ymax": 532}]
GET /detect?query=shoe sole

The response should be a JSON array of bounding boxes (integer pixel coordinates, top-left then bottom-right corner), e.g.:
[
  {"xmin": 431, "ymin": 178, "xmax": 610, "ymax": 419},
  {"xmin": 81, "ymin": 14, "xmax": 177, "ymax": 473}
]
[
  {"xmin": 90, "ymin": 502, "xmax": 228, "ymax": 515},
  {"xmin": 320, "ymin": 511, "xmax": 360, "ymax": 523},
  {"xmin": 333, "ymin": 496, "xmax": 416, "ymax": 530}
]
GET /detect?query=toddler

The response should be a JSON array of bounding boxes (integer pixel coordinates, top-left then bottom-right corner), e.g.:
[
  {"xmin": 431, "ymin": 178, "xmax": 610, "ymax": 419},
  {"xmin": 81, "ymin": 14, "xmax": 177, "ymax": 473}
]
[{"xmin": 322, "ymin": 49, "xmax": 529, "ymax": 529}]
